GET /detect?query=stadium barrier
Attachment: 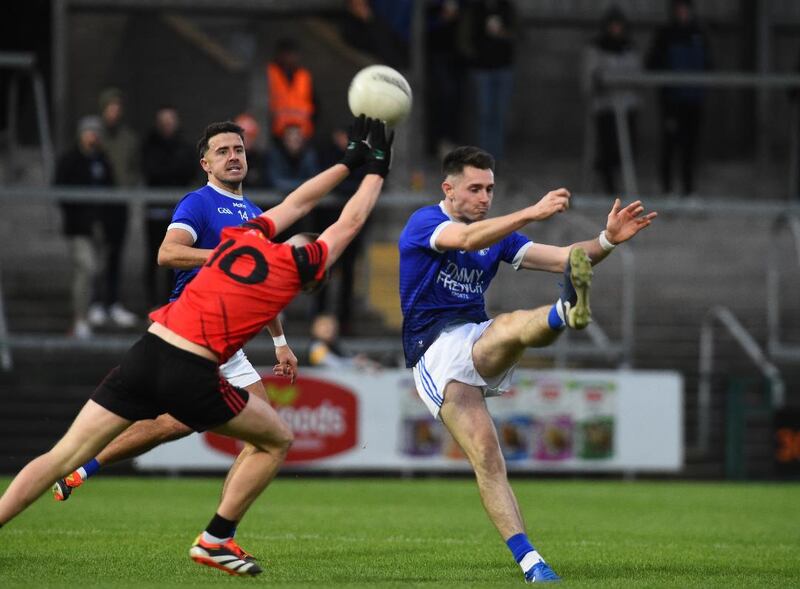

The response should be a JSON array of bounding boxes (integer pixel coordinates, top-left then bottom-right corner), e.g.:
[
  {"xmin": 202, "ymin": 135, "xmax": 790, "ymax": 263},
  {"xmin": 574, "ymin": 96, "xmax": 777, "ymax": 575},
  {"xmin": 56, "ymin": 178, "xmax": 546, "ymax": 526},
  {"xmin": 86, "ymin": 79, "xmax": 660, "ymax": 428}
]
[
  {"xmin": 697, "ymin": 306, "xmax": 785, "ymax": 459},
  {"xmin": 767, "ymin": 213, "xmax": 800, "ymax": 362},
  {"xmin": 589, "ymin": 71, "xmax": 800, "ymax": 198},
  {"xmin": 135, "ymin": 367, "xmax": 684, "ymax": 474}
]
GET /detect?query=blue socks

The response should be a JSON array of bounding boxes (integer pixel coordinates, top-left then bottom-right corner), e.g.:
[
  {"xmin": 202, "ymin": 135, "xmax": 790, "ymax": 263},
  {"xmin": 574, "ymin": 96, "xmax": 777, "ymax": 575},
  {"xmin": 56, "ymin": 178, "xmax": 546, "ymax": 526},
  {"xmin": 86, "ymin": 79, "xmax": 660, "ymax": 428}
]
[
  {"xmin": 507, "ymin": 533, "xmax": 544, "ymax": 573},
  {"xmin": 81, "ymin": 458, "xmax": 101, "ymax": 479},
  {"xmin": 547, "ymin": 303, "xmax": 566, "ymax": 331},
  {"xmin": 506, "ymin": 533, "xmax": 535, "ymax": 563}
]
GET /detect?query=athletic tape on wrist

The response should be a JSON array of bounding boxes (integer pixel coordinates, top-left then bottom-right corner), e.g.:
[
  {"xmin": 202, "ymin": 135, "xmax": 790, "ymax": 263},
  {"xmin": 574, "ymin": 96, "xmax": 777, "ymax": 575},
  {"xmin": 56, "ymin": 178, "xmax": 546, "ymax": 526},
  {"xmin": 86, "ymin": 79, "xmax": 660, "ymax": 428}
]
[
  {"xmin": 272, "ymin": 334, "xmax": 288, "ymax": 347},
  {"xmin": 599, "ymin": 230, "xmax": 616, "ymax": 252}
]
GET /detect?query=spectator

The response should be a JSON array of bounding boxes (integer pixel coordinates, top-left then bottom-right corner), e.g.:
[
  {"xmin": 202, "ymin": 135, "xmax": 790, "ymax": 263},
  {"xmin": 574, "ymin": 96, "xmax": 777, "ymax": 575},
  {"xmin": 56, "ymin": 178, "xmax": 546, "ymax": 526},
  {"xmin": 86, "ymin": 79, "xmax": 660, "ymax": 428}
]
[
  {"xmin": 234, "ymin": 112, "xmax": 268, "ymax": 189},
  {"xmin": 311, "ymin": 126, "xmax": 370, "ymax": 334},
  {"xmin": 54, "ymin": 116, "xmax": 113, "ymax": 338},
  {"xmin": 90, "ymin": 87, "xmax": 138, "ymax": 327},
  {"xmin": 646, "ymin": 0, "xmax": 712, "ymax": 196},
  {"xmin": 340, "ymin": 0, "xmax": 409, "ymax": 69},
  {"xmin": 98, "ymin": 87, "xmax": 140, "ymax": 187},
  {"xmin": 458, "ymin": 0, "xmax": 517, "ymax": 162},
  {"xmin": 308, "ymin": 313, "xmax": 379, "ymax": 370},
  {"xmin": 266, "ymin": 38, "xmax": 317, "ymax": 145},
  {"xmin": 140, "ymin": 105, "xmax": 196, "ymax": 307},
  {"xmin": 426, "ymin": 0, "xmax": 465, "ymax": 158},
  {"xmin": 266, "ymin": 124, "xmax": 320, "ymax": 195},
  {"xmin": 582, "ymin": 5, "xmax": 643, "ymax": 194}
]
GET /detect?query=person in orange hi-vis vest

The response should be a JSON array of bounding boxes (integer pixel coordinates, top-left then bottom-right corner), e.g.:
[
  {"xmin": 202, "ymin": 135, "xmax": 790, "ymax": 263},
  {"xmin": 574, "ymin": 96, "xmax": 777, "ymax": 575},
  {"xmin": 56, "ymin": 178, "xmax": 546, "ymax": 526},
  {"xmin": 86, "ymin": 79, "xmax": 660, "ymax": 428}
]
[{"xmin": 267, "ymin": 38, "xmax": 317, "ymax": 142}]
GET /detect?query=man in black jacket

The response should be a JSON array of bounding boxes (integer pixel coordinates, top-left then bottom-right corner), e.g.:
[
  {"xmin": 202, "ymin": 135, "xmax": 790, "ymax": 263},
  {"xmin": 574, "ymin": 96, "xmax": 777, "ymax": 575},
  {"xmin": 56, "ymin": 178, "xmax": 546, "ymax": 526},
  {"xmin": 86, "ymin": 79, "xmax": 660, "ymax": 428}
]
[{"xmin": 54, "ymin": 116, "xmax": 116, "ymax": 338}]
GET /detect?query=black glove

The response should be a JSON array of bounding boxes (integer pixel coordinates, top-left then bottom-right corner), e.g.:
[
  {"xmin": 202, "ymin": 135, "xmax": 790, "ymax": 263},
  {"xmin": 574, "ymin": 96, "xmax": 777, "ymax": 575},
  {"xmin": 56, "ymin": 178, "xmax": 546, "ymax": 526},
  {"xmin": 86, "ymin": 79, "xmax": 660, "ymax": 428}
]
[
  {"xmin": 339, "ymin": 114, "xmax": 372, "ymax": 171},
  {"xmin": 365, "ymin": 118, "xmax": 394, "ymax": 178}
]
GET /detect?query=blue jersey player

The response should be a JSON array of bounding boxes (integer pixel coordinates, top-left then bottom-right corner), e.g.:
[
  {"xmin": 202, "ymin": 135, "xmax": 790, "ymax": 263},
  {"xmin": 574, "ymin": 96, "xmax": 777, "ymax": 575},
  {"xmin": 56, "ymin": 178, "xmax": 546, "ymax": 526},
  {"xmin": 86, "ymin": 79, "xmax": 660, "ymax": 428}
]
[
  {"xmin": 399, "ymin": 146, "xmax": 656, "ymax": 583},
  {"xmin": 53, "ymin": 121, "xmax": 298, "ymax": 505}
]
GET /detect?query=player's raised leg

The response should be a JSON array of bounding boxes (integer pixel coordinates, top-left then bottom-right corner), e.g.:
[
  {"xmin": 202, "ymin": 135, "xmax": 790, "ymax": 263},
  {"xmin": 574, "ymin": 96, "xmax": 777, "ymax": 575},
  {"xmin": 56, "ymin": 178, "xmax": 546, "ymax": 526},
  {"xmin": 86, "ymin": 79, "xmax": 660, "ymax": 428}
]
[
  {"xmin": 188, "ymin": 392, "xmax": 293, "ymax": 577},
  {"xmin": 473, "ymin": 247, "xmax": 592, "ymax": 380},
  {"xmin": 439, "ymin": 382, "xmax": 560, "ymax": 583},
  {"xmin": 0, "ymin": 400, "xmax": 131, "ymax": 525}
]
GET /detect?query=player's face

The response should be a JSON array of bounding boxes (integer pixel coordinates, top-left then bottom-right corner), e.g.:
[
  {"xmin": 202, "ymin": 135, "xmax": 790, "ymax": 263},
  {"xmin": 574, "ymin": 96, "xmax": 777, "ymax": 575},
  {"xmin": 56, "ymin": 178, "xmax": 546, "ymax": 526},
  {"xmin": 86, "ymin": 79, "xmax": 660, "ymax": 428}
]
[
  {"xmin": 443, "ymin": 166, "xmax": 495, "ymax": 223},
  {"xmin": 201, "ymin": 132, "xmax": 248, "ymax": 189}
]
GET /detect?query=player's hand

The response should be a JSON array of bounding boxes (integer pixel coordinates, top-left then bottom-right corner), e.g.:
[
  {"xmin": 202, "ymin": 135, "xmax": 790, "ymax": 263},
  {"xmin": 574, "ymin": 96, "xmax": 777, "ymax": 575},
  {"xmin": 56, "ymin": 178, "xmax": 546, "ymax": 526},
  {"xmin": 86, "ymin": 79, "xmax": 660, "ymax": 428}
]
[
  {"xmin": 365, "ymin": 118, "xmax": 394, "ymax": 178},
  {"xmin": 274, "ymin": 344, "xmax": 298, "ymax": 384},
  {"xmin": 272, "ymin": 362, "xmax": 297, "ymax": 384},
  {"xmin": 604, "ymin": 198, "xmax": 658, "ymax": 244},
  {"xmin": 528, "ymin": 188, "xmax": 571, "ymax": 221},
  {"xmin": 339, "ymin": 114, "xmax": 372, "ymax": 171}
]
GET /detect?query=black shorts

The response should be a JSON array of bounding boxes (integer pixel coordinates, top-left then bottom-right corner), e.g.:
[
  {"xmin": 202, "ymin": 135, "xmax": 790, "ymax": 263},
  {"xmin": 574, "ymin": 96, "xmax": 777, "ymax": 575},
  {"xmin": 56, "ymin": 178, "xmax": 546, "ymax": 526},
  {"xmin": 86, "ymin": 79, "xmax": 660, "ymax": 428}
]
[{"xmin": 92, "ymin": 333, "xmax": 250, "ymax": 432}]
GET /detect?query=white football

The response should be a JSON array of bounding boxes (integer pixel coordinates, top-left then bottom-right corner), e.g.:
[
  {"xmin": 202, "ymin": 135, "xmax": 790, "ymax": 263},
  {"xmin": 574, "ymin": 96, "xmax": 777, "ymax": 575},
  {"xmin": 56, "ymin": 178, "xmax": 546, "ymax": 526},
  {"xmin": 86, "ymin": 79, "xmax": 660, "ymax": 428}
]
[{"xmin": 347, "ymin": 65, "xmax": 412, "ymax": 127}]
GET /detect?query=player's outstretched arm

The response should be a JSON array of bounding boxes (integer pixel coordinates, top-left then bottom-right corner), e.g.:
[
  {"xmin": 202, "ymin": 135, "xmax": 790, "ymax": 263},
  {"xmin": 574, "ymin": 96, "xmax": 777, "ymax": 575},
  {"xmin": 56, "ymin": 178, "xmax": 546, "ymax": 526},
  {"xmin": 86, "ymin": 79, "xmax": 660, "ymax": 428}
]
[
  {"xmin": 158, "ymin": 228, "xmax": 214, "ymax": 269},
  {"xmin": 262, "ymin": 115, "xmax": 372, "ymax": 236},
  {"xmin": 435, "ymin": 188, "xmax": 571, "ymax": 252},
  {"xmin": 318, "ymin": 119, "xmax": 392, "ymax": 269},
  {"xmin": 520, "ymin": 198, "xmax": 657, "ymax": 272}
]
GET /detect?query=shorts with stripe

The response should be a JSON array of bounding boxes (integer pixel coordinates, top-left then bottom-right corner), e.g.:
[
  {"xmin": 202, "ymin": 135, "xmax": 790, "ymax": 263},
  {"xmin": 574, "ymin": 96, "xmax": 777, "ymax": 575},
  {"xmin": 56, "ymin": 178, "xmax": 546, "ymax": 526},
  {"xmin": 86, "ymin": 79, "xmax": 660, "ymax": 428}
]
[
  {"xmin": 412, "ymin": 320, "xmax": 515, "ymax": 419},
  {"xmin": 220, "ymin": 348, "xmax": 262, "ymax": 389},
  {"xmin": 92, "ymin": 333, "xmax": 249, "ymax": 432}
]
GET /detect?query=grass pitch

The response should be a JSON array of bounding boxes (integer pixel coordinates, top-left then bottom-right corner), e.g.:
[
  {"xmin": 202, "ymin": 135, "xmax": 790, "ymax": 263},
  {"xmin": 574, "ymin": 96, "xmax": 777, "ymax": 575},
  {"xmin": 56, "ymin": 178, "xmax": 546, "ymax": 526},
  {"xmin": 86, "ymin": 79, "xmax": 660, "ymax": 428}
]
[{"xmin": 1, "ymin": 477, "xmax": 798, "ymax": 588}]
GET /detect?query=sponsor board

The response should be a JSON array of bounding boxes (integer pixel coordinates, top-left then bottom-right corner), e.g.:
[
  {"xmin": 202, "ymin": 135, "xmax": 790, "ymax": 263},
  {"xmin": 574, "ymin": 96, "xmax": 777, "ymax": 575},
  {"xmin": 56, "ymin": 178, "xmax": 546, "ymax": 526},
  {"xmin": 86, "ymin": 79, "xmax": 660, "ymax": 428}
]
[{"xmin": 135, "ymin": 368, "xmax": 682, "ymax": 472}]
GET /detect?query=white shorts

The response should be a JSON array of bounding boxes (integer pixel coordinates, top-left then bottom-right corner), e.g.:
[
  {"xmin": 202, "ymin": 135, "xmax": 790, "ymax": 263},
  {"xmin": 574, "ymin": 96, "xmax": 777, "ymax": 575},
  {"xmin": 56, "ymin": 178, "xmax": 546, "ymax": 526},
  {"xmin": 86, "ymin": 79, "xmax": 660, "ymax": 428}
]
[
  {"xmin": 412, "ymin": 320, "xmax": 516, "ymax": 419},
  {"xmin": 219, "ymin": 349, "xmax": 262, "ymax": 389}
]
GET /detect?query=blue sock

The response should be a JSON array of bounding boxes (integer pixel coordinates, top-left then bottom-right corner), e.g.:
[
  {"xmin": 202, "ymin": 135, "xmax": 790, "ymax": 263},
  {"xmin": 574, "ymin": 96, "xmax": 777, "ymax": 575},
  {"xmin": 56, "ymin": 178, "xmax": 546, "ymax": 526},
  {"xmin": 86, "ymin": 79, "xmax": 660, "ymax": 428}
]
[
  {"xmin": 547, "ymin": 303, "xmax": 565, "ymax": 331},
  {"xmin": 506, "ymin": 533, "xmax": 535, "ymax": 563},
  {"xmin": 82, "ymin": 458, "xmax": 101, "ymax": 479}
]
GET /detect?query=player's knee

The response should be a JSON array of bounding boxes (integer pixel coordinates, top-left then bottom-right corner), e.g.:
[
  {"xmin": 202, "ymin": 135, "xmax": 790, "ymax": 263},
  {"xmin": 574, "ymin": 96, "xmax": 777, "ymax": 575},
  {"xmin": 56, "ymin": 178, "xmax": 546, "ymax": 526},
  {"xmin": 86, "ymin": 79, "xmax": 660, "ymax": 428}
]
[
  {"xmin": 274, "ymin": 423, "xmax": 294, "ymax": 455},
  {"xmin": 251, "ymin": 421, "xmax": 293, "ymax": 457}
]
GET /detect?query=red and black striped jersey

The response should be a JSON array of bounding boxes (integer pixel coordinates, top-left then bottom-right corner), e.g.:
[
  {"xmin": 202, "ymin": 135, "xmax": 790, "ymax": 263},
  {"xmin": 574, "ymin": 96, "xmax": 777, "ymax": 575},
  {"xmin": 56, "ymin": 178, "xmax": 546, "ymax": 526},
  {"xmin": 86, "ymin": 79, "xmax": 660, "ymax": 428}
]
[{"xmin": 149, "ymin": 216, "xmax": 328, "ymax": 363}]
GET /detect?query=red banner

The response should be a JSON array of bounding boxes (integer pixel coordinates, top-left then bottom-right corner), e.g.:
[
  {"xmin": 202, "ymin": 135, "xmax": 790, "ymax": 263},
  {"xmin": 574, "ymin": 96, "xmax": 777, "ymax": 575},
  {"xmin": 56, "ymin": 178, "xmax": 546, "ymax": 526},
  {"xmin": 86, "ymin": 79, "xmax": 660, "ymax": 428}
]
[{"xmin": 203, "ymin": 375, "xmax": 359, "ymax": 463}]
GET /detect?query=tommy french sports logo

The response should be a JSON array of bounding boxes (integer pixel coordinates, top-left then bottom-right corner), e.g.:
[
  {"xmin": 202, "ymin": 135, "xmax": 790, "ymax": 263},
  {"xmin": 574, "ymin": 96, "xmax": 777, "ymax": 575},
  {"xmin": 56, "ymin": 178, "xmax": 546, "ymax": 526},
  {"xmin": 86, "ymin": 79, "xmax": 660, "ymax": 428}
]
[
  {"xmin": 436, "ymin": 261, "xmax": 487, "ymax": 298},
  {"xmin": 203, "ymin": 376, "xmax": 358, "ymax": 463}
]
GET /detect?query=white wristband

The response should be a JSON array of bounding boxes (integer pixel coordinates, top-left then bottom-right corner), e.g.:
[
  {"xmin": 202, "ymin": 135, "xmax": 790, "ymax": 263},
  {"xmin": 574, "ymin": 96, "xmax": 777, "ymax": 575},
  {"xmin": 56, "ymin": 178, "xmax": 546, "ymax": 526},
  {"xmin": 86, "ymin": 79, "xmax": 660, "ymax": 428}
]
[
  {"xmin": 599, "ymin": 230, "xmax": 616, "ymax": 252},
  {"xmin": 272, "ymin": 334, "xmax": 288, "ymax": 347}
]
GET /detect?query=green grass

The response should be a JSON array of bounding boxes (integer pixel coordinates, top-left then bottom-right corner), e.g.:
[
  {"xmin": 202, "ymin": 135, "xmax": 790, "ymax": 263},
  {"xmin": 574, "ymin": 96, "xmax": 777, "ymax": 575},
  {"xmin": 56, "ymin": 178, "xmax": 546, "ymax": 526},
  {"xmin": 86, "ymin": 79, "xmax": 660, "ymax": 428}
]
[{"xmin": 1, "ymin": 477, "xmax": 799, "ymax": 588}]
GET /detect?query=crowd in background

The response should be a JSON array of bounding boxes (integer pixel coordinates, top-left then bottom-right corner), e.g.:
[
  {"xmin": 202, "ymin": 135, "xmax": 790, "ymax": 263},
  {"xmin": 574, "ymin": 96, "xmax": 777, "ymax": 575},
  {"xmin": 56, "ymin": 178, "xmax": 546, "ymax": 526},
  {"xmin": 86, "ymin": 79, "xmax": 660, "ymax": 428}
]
[{"xmin": 51, "ymin": 0, "xmax": 713, "ymax": 343}]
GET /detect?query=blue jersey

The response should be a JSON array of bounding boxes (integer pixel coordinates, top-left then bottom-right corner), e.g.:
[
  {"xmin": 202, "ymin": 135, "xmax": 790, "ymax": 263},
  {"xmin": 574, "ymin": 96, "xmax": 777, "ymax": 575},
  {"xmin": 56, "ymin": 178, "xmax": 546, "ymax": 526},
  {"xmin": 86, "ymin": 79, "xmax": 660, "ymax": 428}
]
[
  {"xmin": 168, "ymin": 183, "xmax": 263, "ymax": 300},
  {"xmin": 398, "ymin": 202, "xmax": 532, "ymax": 367}
]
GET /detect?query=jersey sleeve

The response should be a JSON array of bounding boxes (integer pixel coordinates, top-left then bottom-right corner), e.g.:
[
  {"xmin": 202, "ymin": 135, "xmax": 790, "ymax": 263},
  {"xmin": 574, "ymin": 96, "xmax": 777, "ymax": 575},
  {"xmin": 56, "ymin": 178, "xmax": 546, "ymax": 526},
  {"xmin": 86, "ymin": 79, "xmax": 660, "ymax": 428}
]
[
  {"xmin": 400, "ymin": 207, "xmax": 451, "ymax": 253},
  {"xmin": 291, "ymin": 240, "xmax": 329, "ymax": 283},
  {"xmin": 241, "ymin": 215, "xmax": 276, "ymax": 239},
  {"xmin": 501, "ymin": 231, "xmax": 534, "ymax": 270},
  {"xmin": 169, "ymin": 193, "xmax": 206, "ymax": 244}
]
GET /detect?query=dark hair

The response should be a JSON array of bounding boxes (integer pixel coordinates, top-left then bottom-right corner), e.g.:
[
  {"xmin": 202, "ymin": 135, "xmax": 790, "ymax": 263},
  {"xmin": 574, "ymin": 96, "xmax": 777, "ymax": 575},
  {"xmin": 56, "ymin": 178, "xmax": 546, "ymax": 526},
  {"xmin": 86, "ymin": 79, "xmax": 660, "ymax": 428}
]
[
  {"xmin": 196, "ymin": 121, "xmax": 245, "ymax": 158},
  {"xmin": 442, "ymin": 146, "xmax": 495, "ymax": 176},
  {"xmin": 286, "ymin": 232, "xmax": 320, "ymax": 246}
]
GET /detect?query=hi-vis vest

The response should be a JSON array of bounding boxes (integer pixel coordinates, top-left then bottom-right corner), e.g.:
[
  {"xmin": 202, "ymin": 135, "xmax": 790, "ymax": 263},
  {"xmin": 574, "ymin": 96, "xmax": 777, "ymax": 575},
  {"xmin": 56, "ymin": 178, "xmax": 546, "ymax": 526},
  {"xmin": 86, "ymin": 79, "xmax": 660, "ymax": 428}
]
[{"xmin": 267, "ymin": 63, "xmax": 315, "ymax": 139}]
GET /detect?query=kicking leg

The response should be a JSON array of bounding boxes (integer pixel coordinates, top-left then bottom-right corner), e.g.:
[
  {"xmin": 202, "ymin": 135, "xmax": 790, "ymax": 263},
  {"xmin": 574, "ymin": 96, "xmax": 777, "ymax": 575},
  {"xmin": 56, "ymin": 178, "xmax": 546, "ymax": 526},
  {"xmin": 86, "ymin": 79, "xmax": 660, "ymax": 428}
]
[
  {"xmin": 0, "ymin": 400, "xmax": 131, "ymax": 524},
  {"xmin": 473, "ymin": 246, "xmax": 593, "ymax": 380},
  {"xmin": 473, "ymin": 305, "xmax": 559, "ymax": 379}
]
